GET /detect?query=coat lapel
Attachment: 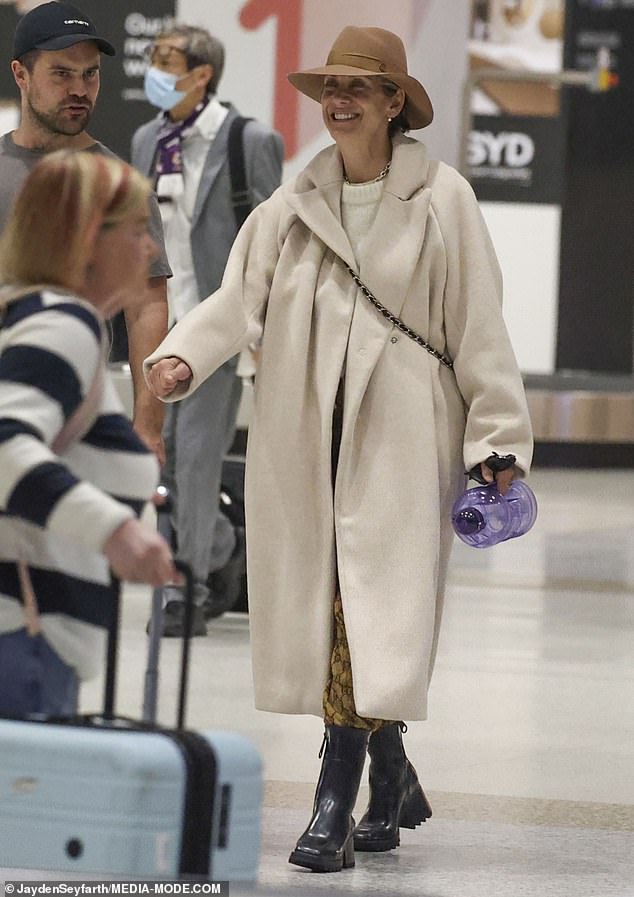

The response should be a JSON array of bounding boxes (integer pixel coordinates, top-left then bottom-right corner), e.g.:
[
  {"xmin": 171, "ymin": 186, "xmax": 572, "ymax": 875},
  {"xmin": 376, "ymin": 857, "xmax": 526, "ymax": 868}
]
[
  {"xmin": 136, "ymin": 117, "xmax": 163, "ymax": 177},
  {"xmin": 358, "ymin": 137, "xmax": 432, "ymax": 320},
  {"xmin": 287, "ymin": 138, "xmax": 433, "ymax": 321},
  {"xmin": 285, "ymin": 145, "xmax": 357, "ymax": 270},
  {"xmin": 284, "ymin": 138, "xmax": 435, "ymax": 423},
  {"xmin": 190, "ymin": 107, "xmax": 237, "ymax": 229},
  {"xmin": 343, "ymin": 138, "xmax": 434, "ymax": 418}
]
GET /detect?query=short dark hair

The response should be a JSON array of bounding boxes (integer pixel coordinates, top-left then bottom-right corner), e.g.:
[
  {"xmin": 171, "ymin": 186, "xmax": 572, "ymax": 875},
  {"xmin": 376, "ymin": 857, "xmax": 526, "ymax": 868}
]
[
  {"xmin": 18, "ymin": 48, "xmax": 41, "ymax": 72},
  {"xmin": 157, "ymin": 24, "xmax": 225, "ymax": 95},
  {"xmin": 380, "ymin": 80, "xmax": 411, "ymax": 136}
]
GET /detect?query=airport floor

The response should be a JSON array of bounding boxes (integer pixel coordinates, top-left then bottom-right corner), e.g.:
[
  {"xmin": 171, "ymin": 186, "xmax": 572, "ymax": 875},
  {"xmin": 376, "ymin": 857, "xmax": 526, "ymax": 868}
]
[{"xmin": 4, "ymin": 467, "xmax": 634, "ymax": 896}]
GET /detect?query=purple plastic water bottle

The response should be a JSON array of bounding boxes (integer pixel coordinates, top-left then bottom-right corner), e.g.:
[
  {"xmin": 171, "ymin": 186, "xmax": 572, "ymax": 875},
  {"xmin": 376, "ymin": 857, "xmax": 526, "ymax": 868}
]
[{"xmin": 451, "ymin": 480, "xmax": 538, "ymax": 548}]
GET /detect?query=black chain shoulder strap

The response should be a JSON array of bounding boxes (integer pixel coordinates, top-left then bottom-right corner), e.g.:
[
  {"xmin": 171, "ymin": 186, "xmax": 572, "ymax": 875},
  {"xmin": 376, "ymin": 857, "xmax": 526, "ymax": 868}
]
[{"xmin": 345, "ymin": 265, "xmax": 454, "ymax": 370}]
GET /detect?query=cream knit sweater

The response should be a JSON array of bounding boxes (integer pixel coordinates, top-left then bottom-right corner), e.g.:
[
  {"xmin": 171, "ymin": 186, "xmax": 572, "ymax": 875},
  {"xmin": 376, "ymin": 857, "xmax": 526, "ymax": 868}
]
[{"xmin": 341, "ymin": 179, "xmax": 385, "ymax": 262}]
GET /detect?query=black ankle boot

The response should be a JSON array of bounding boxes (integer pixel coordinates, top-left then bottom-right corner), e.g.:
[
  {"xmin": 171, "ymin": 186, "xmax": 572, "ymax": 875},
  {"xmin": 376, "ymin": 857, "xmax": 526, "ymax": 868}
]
[
  {"xmin": 353, "ymin": 722, "xmax": 432, "ymax": 852},
  {"xmin": 289, "ymin": 725, "xmax": 369, "ymax": 872}
]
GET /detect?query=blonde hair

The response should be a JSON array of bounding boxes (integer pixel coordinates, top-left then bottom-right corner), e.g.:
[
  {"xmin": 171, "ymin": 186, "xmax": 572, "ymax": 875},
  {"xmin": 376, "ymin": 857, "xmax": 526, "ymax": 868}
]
[{"xmin": 0, "ymin": 150, "xmax": 151, "ymax": 291}]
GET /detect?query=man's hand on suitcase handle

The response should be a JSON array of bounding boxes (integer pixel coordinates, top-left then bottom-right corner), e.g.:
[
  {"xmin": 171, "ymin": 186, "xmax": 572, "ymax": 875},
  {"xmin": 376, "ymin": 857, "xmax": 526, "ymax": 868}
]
[
  {"xmin": 147, "ymin": 356, "xmax": 193, "ymax": 399},
  {"xmin": 104, "ymin": 519, "xmax": 180, "ymax": 586}
]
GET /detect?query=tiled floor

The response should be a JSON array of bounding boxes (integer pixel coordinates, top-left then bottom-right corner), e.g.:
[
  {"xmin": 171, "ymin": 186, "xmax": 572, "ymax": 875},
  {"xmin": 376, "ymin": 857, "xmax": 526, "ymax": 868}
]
[{"xmin": 3, "ymin": 468, "xmax": 634, "ymax": 895}]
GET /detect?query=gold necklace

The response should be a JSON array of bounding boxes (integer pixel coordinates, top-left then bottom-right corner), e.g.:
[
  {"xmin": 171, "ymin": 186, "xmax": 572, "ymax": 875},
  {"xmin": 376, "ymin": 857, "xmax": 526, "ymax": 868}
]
[{"xmin": 343, "ymin": 160, "xmax": 391, "ymax": 185}]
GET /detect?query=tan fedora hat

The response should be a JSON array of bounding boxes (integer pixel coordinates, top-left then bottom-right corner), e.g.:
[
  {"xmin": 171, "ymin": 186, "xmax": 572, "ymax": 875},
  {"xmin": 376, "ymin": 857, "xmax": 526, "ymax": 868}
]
[{"xmin": 288, "ymin": 26, "xmax": 433, "ymax": 129}]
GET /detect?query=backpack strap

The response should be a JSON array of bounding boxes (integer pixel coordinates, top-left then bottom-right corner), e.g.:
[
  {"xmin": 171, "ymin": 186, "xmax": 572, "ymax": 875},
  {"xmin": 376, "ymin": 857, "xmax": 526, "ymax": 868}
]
[{"xmin": 227, "ymin": 116, "xmax": 254, "ymax": 232}]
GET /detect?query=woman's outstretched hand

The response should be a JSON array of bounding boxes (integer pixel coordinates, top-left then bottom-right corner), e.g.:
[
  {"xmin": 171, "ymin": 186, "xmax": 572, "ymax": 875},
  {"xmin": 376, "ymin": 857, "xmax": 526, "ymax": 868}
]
[{"xmin": 146, "ymin": 356, "xmax": 193, "ymax": 398}]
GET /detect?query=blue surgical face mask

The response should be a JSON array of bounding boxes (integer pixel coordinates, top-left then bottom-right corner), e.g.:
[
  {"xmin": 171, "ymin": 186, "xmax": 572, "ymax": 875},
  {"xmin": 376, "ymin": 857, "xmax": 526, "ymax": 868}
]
[{"xmin": 144, "ymin": 66, "xmax": 188, "ymax": 111}]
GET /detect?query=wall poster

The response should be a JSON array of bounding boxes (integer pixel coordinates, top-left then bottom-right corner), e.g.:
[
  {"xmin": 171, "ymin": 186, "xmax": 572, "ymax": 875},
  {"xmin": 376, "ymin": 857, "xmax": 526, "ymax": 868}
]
[{"xmin": 467, "ymin": 0, "xmax": 566, "ymax": 202}]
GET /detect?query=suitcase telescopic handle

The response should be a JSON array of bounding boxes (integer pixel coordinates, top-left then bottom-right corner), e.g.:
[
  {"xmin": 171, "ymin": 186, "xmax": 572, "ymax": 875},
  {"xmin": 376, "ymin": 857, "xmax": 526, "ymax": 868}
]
[
  {"xmin": 108, "ymin": 491, "xmax": 195, "ymax": 728},
  {"xmin": 99, "ymin": 489, "xmax": 197, "ymax": 726},
  {"xmin": 102, "ymin": 558, "xmax": 194, "ymax": 727},
  {"xmin": 142, "ymin": 490, "xmax": 196, "ymax": 729},
  {"xmin": 174, "ymin": 559, "xmax": 195, "ymax": 730},
  {"xmin": 143, "ymin": 486, "xmax": 173, "ymax": 724}
]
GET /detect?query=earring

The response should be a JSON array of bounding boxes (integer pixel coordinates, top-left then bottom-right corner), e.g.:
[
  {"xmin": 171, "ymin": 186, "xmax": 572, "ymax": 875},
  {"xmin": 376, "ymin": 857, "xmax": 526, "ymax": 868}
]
[{"xmin": 388, "ymin": 117, "xmax": 393, "ymax": 122}]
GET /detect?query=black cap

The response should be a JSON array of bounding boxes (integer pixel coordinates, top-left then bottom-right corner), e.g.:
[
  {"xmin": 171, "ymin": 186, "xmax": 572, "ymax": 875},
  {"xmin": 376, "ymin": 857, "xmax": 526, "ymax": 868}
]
[{"xmin": 13, "ymin": 1, "xmax": 116, "ymax": 60}]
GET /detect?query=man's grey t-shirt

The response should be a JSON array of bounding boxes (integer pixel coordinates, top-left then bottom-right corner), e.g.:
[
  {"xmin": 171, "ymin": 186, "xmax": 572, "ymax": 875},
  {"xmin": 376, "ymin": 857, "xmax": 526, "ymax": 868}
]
[{"xmin": 0, "ymin": 132, "xmax": 171, "ymax": 279}]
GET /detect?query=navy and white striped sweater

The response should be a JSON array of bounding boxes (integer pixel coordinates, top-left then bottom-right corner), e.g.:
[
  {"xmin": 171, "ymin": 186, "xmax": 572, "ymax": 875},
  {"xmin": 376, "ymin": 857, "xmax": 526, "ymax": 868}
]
[{"xmin": 0, "ymin": 288, "xmax": 159, "ymax": 678}]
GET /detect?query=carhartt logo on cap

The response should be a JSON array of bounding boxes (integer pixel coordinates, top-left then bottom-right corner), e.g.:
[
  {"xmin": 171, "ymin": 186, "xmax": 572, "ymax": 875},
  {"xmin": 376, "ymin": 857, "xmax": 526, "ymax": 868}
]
[{"xmin": 12, "ymin": 1, "xmax": 116, "ymax": 59}]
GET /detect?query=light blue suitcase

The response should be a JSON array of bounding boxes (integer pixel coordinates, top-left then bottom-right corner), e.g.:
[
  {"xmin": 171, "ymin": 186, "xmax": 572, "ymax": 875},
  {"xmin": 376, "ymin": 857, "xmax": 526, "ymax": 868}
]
[
  {"xmin": 0, "ymin": 721, "xmax": 261, "ymax": 879},
  {"xmin": 0, "ymin": 561, "xmax": 262, "ymax": 880}
]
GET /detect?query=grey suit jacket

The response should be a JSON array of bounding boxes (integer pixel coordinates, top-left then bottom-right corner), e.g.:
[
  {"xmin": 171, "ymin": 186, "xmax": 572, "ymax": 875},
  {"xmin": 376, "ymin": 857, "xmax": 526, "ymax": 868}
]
[{"xmin": 131, "ymin": 103, "xmax": 284, "ymax": 301}]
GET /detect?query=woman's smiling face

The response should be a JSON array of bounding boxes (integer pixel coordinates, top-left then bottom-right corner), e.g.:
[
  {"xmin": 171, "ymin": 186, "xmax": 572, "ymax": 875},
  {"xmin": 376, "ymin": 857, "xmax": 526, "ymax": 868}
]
[{"xmin": 320, "ymin": 75, "xmax": 403, "ymax": 146}]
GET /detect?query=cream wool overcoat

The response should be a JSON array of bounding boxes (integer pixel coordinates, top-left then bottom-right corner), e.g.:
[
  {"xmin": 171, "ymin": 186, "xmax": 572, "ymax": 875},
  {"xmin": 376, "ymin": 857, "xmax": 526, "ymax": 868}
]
[{"xmin": 145, "ymin": 134, "xmax": 533, "ymax": 721}]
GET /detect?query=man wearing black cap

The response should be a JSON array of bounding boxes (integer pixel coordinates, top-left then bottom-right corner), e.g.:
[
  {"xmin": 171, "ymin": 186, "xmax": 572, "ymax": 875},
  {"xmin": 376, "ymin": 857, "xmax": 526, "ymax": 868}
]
[{"xmin": 0, "ymin": 1, "xmax": 171, "ymax": 462}]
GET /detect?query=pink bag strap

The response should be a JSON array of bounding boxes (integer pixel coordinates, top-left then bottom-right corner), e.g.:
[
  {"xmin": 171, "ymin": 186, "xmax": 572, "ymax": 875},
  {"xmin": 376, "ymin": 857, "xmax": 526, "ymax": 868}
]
[{"xmin": 17, "ymin": 562, "xmax": 40, "ymax": 636}]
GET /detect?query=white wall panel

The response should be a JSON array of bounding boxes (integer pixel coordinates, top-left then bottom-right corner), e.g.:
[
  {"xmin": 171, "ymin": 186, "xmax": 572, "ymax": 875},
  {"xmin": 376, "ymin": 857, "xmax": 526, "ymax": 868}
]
[{"xmin": 481, "ymin": 202, "xmax": 560, "ymax": 375}]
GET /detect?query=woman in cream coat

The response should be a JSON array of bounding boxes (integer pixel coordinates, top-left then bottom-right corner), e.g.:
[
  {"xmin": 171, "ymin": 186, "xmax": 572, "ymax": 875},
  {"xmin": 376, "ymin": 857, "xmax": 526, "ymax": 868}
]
[{"xmin": 146, "ymin": 26, "xmax": 533, "ymax": 874}]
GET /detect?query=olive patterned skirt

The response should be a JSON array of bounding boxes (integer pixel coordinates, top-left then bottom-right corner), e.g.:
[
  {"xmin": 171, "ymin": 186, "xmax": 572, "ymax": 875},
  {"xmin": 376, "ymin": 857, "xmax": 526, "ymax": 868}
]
[{"xmin": 322, "ymin": 593, "xmax": 390, "ymax": 730}]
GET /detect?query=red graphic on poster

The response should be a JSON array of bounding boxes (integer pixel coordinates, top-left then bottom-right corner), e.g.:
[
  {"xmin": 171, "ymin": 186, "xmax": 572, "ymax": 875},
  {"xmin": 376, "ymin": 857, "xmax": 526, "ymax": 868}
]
[{"xmin": 240, "ymin": 0, "xmax": 303, "ymax": 156}]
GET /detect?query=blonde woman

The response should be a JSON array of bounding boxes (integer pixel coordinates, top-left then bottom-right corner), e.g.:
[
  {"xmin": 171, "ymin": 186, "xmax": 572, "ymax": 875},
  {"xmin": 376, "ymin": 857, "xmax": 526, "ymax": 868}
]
[
  {"xmin": 145, "ymin": 27, "xmax": 533, "ymax": 872},
  {"xmin": 0, "ymin": 150, "xmax": 176, "ymax": 717}
]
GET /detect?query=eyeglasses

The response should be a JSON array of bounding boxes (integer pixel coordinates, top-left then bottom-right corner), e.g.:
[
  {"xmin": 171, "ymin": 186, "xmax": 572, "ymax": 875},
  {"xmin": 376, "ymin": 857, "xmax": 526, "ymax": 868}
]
[{"xmin": 144, "ymin": 43, "xmax": 190, "ymax": 67}]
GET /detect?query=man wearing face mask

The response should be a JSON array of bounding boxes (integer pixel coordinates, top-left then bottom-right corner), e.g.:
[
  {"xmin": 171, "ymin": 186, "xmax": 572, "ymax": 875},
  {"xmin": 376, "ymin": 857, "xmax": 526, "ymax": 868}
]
[{"xmin": 132, "ymin": 24, "xmax": 283, "ymax": 637}]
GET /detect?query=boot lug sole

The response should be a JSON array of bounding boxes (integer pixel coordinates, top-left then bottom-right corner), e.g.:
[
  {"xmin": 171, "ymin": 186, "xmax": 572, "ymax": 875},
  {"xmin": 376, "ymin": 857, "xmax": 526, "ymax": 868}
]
[
  {"xmin": 353, "ymin": 834, "xmax": 400, "ymax": 852},
  {"xmin": 288, "ymin": 848, "xmax": 355, "ymax": 872}
]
